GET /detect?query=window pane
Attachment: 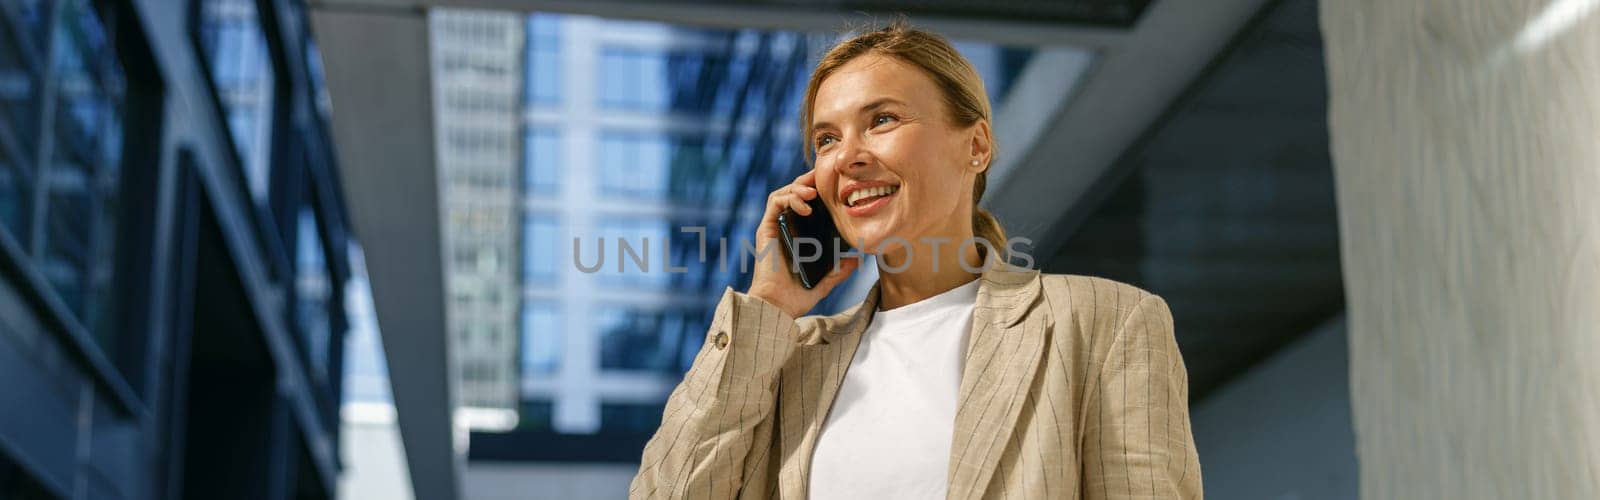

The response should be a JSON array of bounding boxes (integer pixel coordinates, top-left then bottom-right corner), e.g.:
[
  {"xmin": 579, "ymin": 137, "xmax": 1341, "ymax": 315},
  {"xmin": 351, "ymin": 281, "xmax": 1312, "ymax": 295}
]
[
  {"xmin": 591, "ymin": 217, "xmax": 671, "ymax": 290},
  {"xmin": 304, "ymin": 37, "xmax": 333, "ymax": 120},
  {"xmin": 598, "ymin": 49, "xmax": 670, "ymax": 111},
  {"xmin": 596, "ymin": 133, "xmax": 670, "ymax": 200},
  {"xmin": 15, "ymin": 0, "xmax": 51, "ymax": 49},
  {"xmin": 522, "ymin": 128, "xmax": 559, "ymax": 194},
  {"xmin": 40, "ymin": 0, "xmax": 125, "ymax": 344},
  {"xmin": 524, "ymin": 14, "xmax": 561, "ymax": 105},
  {"xmin": 340, "ymin": 245, "xmax": 394, "ymax": 406},
  {"xmin": 597, "ymin": 306, "xmax": 696, "ymax": 372},
  {"xmin": 521, "ymin": 215, "xmax": 558, "ymax": 283},
  {"xmin": 0, "ymin": 3, "xmax": 45, "ymax": 185},
  {"xmin": 520, "ymin": 301, "xmax": 560, "ymax": 377},
  {"xmin": 198, "ymin": 0, "xmax": 275, "ymax": 207},
  {"xmin": 296, "ymin": 204, "xmax": 331, "ymax": 381},
  {"xmin": 601, "ymin": 402, "xmax": 666, "ymax": 434},
  {"xmin": 0, "ymin": 148, "xmax": 21, "ymax": 234},
  {"xmin": 515, "ymin": 399, "xmax": 554, "ymax": 432},
  {"xmin": 0, "ymin": 18, "xmax": 32, "ymax": 232}
]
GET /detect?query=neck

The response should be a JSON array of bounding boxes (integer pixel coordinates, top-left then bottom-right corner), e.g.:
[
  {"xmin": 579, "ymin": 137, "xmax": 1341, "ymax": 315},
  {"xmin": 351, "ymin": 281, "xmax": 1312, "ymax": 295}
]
[{"xmin": 875, "ymin": 236, "xmax": 986, "ymax": 311}]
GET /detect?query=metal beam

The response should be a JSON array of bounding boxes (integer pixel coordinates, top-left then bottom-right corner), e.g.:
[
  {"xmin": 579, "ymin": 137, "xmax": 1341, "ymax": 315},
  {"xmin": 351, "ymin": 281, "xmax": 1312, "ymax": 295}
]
[
  {"xmin": 985, "ymin": 0, "xmax": 1273, "ymax": 258},
  {"xmin": 308, "ymin": 8, "xmax": 462, "ymax": 500},
  {"xmin": 310, "ymin": 0, "xmax": 1131, "ymax": 48}
]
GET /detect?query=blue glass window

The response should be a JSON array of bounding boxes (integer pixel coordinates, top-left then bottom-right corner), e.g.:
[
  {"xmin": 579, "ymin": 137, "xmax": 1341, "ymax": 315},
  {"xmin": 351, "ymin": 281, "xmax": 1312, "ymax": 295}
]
[
  {"xmin": 0, "ymin": 15, "xmax": 40, "ymax": 235},
  {"xmin": 15, "ymin": 0, "xmax": 50, "ymax": 48},
  {"xmin": 522, "ymin": 128, "xmax": 560, "ymax": 195},
  {"xmin": 197, "ymin": 0, "xmax": 276, "ymax": 206},
  {"xmin": 596, "ymin": 133, "xmax": 670, "ymax": 199},
  {"xmin": 601, "ymin": 402, "xmax": 667, "ymax": 434},
  {"xmin": 0, "ymin": 0, "xmax": 46, "ymax": 194},
  {"xmin": 598, "ymin": 49, "xmax": 670, "ymax": 111},
  {"xmin": 520, "ymin": 300, "xmax": 560, "ymax": 378},
  {"xmin": 0, "ymin": 152, "xmax": 18, "ymax": 235},
  {"xmin": 524, "ymin": 14, "xmax": 561, "ymax": 105},
  {"xmin": 596, "ymin": 306, "xmax": 700, "ymax": 372},
  {"xmin": 515, "ymin": 399, "xmax": 554, "ymax": 431},
  {"xmin": 341, "ymin": 244, "xmax": 395, "ymax": 406},
  {"xmin": 304, "ymin": 37, "xmax": 333, "ymax": 121},
  {"xmin": 296, "ymin": 204, "xmax": 332, "ymax": 381},
  {"xmin": 40, "ymin": 0, "xmax": 126, "ymax": 339},
  {"xmin": 589, "ymin": 217, "xmax": 671, "ymax": 289},
  {"xmin": 522, "ymin": 215, "xmax": 559, "ymax": 284}
]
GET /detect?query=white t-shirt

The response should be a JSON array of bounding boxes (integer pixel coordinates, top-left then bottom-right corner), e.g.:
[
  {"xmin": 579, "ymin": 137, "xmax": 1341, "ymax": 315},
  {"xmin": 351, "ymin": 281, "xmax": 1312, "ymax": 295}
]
[{"xmin": 808, "ymin": 278, "xmax": 981, "ymax": 500}]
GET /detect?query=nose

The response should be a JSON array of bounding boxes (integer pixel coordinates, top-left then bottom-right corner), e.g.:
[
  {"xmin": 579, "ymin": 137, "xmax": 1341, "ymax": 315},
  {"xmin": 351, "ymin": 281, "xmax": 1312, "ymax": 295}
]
[{"xmin": 835, "ymin": 135, "xmax": 871, "ymax": 171}]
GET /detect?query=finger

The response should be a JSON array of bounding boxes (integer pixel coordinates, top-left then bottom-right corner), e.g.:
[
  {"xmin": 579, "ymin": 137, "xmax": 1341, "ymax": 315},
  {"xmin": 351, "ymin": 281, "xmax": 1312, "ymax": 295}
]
[
  {"xmin": 783, "ymin": 193, "xmax": 812, "ymax": 215},
  {"xmin": 794, "ymin": 169, "xmax": 816, "ymax": 187},
  {"xmin": 792, "ymin": 184, "xmax": 818, "ymax": 200},
  {"xmin": 757, "ymin": 192, "xmax": 787, "ymax": 239},
  {"xmin": 765, "ymin": 187, "xmax": 796, "ymax": 215}
]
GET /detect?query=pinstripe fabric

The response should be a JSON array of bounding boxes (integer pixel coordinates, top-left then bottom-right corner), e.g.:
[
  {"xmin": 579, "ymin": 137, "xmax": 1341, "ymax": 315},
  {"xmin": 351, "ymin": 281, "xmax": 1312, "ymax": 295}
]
[{"xmin": 629, "ymin": 267, "xmax": 1202, "ymax": 499}]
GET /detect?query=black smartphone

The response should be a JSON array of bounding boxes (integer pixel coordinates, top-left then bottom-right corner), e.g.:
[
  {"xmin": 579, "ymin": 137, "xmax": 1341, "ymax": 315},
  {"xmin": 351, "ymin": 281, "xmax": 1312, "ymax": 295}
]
[{"xmin": 775, "ymin": 197, "xmax": 851, "ymax": 289}]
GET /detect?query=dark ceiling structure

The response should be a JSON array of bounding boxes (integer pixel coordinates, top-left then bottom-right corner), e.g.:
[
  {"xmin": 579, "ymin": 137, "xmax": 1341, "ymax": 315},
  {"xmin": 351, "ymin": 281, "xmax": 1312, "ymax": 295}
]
[
  {"xmin": 660, "ymin": 0, "xmax": 1155, "ymax": 27},
  {"xmin": 1042, "ymin": 0, "xmax": 1343, "ymax": 401}
]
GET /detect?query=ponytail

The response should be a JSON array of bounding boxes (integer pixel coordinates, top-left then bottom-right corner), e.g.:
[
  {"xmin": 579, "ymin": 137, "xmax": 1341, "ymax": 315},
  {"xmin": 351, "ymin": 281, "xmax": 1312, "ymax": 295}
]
[{"xmin": 971, "ymin": 170, "xmax": 1007, "ymax": 266}]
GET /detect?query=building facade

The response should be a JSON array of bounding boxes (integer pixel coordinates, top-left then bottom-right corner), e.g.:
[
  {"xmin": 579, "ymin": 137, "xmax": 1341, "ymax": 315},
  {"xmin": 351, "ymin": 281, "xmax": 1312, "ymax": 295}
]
[
  {"xmin": 0, "ymin": 0, "xmax": 359, "ymax": 498},
  {"xmin": 429, "ymin": 10, "xmax": 525, "ymax": 426}
]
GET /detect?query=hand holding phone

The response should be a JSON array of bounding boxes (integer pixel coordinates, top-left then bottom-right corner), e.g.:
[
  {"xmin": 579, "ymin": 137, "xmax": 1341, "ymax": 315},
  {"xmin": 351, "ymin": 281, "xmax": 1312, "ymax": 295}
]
[
  {"xmin": 746, "ymin": 170, "xmax": 861, "ymax": 319},
  {"xmin": 777, "ymin": 197, "xmax": 853, "ymax": 290}
]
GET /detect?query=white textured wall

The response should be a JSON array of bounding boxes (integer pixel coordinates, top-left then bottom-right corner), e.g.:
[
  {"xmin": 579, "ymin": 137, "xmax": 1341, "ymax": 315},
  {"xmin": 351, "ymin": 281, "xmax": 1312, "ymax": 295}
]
[{"xmin": 1320, "ymin": 1, "xmax": 1600, "ymax": 498}]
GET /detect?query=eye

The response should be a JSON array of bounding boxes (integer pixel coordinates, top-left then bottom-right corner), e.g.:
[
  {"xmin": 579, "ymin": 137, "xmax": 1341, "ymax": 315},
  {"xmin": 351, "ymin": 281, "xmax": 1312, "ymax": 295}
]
[
  {"xmin": 872, "ymin": 113, "xmax": 899, "ymax": 127},
  {"xmin": 815, "ymin": 134, "xmax": 836, "ymax": 148}
]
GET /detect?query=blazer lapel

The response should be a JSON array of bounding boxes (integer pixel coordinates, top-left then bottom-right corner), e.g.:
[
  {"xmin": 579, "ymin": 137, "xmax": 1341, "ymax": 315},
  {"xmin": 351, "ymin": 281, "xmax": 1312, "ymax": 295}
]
[
  {"xmin": 947, "ymin": 266, "xmax": 1047, "ymax": 499},
  {"xmin": 775, "ymin": 267, "xmax": 1045, "ymax": 500},
  {"xmin": 776, "ymin": 283, "xmax": 879, "ymax": 499}
]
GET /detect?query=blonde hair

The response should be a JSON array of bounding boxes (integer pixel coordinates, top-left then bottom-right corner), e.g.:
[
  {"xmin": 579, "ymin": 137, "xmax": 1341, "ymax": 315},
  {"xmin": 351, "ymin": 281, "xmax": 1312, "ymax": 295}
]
[{"xmin": 800, "ymin": 21, "xmax": 1008, "ymax": 261}]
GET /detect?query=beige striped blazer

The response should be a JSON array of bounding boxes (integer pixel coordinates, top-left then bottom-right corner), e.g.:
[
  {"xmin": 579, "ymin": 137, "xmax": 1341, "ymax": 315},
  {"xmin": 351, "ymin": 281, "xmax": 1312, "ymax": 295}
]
[{"xmin": 629, "ymin": 266, "xmax": 1202, "ymax": 499}]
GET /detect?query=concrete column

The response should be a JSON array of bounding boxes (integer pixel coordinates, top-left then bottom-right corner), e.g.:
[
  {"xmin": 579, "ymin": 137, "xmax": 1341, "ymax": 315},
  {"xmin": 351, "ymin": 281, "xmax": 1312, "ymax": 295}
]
[
  {"xmin": 1320, "ymin": 1, "xmax": 1600, "ymax": 498},
  {"xmin": 311, "ymin": 7, "xmax": 462, "ymax": 500}
]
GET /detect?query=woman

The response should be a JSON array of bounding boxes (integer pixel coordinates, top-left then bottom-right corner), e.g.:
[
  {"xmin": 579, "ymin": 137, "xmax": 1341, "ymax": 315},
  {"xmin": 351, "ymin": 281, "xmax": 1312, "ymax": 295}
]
[{"xmin": 630, "ymin": 22, "xmax": 1201, "ymax": 500}]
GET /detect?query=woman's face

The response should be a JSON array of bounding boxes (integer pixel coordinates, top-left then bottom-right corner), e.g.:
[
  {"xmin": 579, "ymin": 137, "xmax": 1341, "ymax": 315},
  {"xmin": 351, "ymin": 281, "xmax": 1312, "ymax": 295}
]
[{"xmin": 810, "ymin": 53, "xmax": 989, "ymax": 256}]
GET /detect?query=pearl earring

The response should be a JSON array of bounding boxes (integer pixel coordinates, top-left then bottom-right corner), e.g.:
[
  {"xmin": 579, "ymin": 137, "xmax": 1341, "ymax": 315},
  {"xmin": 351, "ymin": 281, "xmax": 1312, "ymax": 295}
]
[{"xmin": 971, "ymin": 159, "xmax": 980, "ymax": 166}]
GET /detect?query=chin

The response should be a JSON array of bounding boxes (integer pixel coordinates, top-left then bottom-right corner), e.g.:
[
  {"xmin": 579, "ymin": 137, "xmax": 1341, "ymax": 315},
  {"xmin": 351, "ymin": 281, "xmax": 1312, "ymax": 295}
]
[
  {"xmin": 843, "ymin": 219, "xmax": 909, "ymax": 254},
  {"xmin": 847, "ymin": 232, "xmax": 906, "ymax": 256}
]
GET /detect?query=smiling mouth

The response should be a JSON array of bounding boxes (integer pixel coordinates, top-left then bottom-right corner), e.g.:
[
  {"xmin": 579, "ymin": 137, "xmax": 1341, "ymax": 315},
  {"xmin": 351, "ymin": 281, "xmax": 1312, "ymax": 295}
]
[{"xmin": 845, "ymin": 185, "xmax": 900, "ymax": 207}]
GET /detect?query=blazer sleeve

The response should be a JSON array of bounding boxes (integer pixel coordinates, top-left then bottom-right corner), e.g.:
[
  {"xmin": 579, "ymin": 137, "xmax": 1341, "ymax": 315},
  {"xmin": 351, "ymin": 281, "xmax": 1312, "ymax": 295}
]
[
  {"xmin": 1081, "ymin": 293, "xmax": 1203, "ymax": 499},
  {"xmin": 629, "ymin": 287, "xmax": 802, "ymax": 499}
]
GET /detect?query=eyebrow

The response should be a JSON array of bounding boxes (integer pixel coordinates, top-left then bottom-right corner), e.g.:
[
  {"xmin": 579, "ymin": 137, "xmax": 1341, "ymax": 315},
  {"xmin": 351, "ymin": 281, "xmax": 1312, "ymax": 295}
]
[{"xmin": 811, "ymin": 97, "xmax": 908, "ymax": 133}]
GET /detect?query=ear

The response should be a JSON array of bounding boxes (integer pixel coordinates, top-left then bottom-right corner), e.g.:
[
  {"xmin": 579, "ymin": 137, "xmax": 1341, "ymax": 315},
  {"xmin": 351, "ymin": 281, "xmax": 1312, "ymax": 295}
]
[{"xmin": 966, "ymin": 119, "xmax": 993, "ymax": 173}]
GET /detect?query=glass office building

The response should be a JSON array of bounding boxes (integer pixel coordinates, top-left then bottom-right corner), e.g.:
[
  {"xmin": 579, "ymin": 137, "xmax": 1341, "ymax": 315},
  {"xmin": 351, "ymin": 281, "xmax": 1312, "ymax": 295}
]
[
  {"xmin": 433, "ymin": 10, "xmax": 1033, "ymax": 461},
  {"xmin": 0, "ymin": 0, "xmax": 361, "ymax": 498},
  {"xmin": 431, "ymin": 10, "xmax": 526, "ymax": 426}
]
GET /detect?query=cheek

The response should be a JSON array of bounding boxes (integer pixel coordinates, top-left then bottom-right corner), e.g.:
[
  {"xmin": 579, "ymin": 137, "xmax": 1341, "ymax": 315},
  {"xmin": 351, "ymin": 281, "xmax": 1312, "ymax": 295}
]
[
  {"xmin": 882, "ymin": 135, "xmax": 956, "ymax": 196},
  {"xmin": 813, "ymin": 165, "xmax": 839, "ymax": 205},
  {"xmin": 896, "ymin": 152, "xmax": 969, "ymax": 220},
  {"xmin": 881, "ymin": 128, "xmax": 951, "ymax": 174}
]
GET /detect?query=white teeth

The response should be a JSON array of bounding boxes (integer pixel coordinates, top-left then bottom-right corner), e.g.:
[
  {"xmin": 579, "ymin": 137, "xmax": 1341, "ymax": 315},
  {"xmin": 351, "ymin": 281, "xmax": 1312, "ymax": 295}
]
[{"xmin": 846, "ymin": 185, "xmax": 899, "ymax": 207}]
